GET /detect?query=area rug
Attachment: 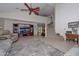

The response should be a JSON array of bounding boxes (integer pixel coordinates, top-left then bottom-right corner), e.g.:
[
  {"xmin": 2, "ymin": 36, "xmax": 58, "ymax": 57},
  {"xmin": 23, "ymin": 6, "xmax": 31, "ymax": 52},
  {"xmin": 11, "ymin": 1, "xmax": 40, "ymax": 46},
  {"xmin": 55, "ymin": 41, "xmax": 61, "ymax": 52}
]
[{"xmin": 7, "ymin": 39, "xmax": 64, "ymax": 56}]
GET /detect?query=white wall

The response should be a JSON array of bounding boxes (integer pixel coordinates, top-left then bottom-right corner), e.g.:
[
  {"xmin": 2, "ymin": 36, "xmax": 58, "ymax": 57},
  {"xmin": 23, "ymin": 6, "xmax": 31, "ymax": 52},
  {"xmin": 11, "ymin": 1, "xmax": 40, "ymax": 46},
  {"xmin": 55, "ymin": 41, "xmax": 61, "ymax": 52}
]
[
  {"xmin": 55, "ymin": 4, "xmax": 79, "ymax": 37},
  {"xmin": 4, "ymin": 19, "xmax": 38, "ymax": 35}
]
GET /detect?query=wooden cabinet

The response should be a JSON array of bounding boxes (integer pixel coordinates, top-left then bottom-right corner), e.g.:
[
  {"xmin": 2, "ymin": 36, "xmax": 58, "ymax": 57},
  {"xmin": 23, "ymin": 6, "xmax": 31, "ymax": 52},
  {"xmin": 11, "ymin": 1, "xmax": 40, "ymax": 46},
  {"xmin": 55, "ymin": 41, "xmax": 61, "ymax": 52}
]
[{"xmin": 65, "ymin": 34, "xmax": 78, "ymax": 43}]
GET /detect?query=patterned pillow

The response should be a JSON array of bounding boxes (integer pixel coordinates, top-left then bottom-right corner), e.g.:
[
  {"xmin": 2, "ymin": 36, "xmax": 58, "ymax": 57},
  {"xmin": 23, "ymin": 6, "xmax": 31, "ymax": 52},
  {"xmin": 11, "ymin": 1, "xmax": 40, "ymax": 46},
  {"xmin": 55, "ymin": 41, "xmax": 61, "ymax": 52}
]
[{"xmin": 2, "ymin": 30, "xmax": 10, "ymax": 35}]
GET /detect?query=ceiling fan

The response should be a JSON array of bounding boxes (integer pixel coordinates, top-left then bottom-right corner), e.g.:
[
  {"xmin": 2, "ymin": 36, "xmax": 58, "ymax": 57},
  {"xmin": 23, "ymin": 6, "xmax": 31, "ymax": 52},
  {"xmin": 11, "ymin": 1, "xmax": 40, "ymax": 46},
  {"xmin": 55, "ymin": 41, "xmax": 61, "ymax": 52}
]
[{"xmin": 20, "ymin": 3, "xmax": 40, "ymax": 15}]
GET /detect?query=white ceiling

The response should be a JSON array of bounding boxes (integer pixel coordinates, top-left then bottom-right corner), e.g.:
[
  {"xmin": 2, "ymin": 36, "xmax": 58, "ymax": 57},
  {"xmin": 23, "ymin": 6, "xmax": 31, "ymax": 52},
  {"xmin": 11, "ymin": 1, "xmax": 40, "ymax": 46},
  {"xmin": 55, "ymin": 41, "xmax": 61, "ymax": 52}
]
[{"xmin": 0, "ymin": 3, "xmax": 55, "ymax": 16}]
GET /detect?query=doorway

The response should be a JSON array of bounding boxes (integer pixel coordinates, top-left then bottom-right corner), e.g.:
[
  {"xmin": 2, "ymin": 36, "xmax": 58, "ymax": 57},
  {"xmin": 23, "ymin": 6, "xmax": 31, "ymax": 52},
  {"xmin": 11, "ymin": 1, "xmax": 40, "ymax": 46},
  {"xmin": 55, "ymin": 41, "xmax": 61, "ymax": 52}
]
[{"xmin": 37, "ymin": 24, "xmax": 45, "ymax": 36}]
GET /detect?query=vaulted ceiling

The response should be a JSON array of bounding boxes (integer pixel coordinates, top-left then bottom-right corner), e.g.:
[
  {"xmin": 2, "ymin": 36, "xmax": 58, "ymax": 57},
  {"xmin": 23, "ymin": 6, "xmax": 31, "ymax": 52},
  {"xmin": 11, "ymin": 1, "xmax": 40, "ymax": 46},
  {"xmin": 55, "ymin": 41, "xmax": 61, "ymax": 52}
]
[{"xmin": 0, "ymin": 3, "xmax": 55, "ymax": 16}]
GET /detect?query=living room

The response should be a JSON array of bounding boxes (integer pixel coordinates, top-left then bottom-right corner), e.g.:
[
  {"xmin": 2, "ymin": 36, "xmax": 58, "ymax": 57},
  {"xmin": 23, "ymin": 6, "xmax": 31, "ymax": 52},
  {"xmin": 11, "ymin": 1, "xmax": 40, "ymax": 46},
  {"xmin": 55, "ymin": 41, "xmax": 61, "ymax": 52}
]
[{"xmin": 0, "ymin": 3, "xmax": 79, "ymax": 56}]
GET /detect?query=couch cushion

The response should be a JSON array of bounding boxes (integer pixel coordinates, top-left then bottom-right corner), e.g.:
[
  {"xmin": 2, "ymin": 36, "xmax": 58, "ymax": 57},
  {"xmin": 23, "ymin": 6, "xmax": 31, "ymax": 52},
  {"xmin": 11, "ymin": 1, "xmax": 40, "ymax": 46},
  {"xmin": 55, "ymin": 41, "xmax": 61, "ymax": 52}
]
[
  {"xmin": 2, "ymin": 30, "xmax": 10, "ymax": 35},
  {"xmin": 0, "ymin": 29, "xmax": 3, "ymax": 35},
  {"xmin": 0, "ymin": 37, "xmax": 7, "ymax": 40}
]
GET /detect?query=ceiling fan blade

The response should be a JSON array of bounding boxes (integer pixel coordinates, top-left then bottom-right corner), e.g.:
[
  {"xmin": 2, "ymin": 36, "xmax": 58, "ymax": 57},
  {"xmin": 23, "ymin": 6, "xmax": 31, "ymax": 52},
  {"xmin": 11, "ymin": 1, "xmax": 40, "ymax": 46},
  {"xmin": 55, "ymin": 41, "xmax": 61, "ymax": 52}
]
[
  {"xmin": 33, "ymin": 11, "xmax": 39, "ymax": 15},
  {"xmin": 20, "ymin": 9, "xmax": 29, "ymax": 11},
  {"xmin": 24, "ymin": 3, "xmax": 32, "ymax": 15},
  {"xmin": 32, "ymin": 7, "xmax": 40, "ymax": 11},
  {"xmin": 24, "ymin": 3, "xmax": 31, "ymax": 10},
  {"xmin": 29, "ymin": 11, "xmax": 32, "ymax": 15},
  {"xmin": 34, "ymin": 12, "xmax": 39, "ymax": 15}
]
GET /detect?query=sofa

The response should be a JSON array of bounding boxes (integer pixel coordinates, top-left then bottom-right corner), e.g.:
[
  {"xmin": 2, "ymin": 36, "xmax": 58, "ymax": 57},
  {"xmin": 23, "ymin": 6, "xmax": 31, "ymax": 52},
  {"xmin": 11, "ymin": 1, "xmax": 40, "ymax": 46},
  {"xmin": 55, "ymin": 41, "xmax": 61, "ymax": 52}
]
[{"xmin": 0, "ymin": 29, "xmax": 18, "ymax": 56}]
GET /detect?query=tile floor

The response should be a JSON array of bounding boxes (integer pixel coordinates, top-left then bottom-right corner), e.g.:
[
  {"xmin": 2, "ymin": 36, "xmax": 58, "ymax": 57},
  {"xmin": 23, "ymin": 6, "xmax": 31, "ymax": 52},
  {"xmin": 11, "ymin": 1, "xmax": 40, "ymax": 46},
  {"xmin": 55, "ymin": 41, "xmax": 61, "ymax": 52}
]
[
  {"xmin": 16, "ymin": 24, "xmax": 76, "ymax": 54},
  {"xmin": 9, "ymin": 36, "xmax": 64, "ymax": 56},
  {"xmin": 8, "ymin": 24, "xmax": 77, "ymax": 56}
]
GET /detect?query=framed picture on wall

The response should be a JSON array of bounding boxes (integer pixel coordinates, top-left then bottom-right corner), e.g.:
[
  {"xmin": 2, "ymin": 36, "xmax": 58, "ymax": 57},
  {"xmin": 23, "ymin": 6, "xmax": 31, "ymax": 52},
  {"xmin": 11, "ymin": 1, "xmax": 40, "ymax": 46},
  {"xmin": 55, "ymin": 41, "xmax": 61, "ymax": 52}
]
[{"xmin": 68, "ymin": 21, "xmax": 79, "ymax": 28}]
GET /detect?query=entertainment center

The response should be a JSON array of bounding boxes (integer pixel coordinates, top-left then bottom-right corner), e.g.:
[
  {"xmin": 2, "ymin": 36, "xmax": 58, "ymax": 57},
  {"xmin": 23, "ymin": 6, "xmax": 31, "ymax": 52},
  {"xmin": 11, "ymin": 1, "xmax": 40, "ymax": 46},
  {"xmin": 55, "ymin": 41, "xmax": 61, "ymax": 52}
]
[{"xmin": 13, "ymin": 23, "xmax": 34, "ymax": 37}]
